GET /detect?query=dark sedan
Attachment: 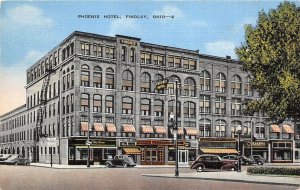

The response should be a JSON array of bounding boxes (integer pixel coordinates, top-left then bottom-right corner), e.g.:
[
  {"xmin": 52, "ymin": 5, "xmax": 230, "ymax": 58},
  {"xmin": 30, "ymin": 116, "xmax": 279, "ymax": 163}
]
[
  {"xmin": 0, "ymin": 154, "xmax": 30, "ymax": 165},
  {"xmin": 104, "ymin": 155, "xmax": 136, "ymax": 168},
  {"xmin": 222, "ymin": 155, "xmax": 254, "ymax": 165},
  {"xmin": 190, "ymin": 154, "xmax": 237, "ymax": 172}
]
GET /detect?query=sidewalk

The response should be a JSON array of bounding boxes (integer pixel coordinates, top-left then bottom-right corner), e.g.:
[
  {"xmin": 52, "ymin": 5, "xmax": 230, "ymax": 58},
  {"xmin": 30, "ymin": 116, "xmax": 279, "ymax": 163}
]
[{"xmin": 142, "ymin": 171, "xmax": 300, "ymax": 187}]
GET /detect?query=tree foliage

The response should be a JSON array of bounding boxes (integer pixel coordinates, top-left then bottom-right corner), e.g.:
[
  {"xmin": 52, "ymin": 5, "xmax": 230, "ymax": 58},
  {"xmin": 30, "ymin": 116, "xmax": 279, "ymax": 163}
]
[{"xmin": 236, "ymin": 1, "xmax": 300, "ymax": 122}]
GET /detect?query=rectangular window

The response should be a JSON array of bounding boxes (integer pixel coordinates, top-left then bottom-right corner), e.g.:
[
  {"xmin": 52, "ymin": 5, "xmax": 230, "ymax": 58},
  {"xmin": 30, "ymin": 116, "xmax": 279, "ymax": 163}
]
[{"xmin": 168, "ymin": 57, "xmax": 174, "ymax": 67}]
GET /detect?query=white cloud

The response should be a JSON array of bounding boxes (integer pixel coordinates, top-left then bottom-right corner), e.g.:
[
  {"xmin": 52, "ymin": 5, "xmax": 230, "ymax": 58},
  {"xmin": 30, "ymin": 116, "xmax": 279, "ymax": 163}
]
[
  {"xmin": 108, "ymin": 18, "xmax": 141, "ymax": 36},
  {"xmin": 0, "ymin": 50, "xmax": 45, "ymax": 115},
  {"xmin": 2, "ymin": 5, "xmax": 53, "ymax": 28},
  {"xmin": 205, "ymin": 40, "xmax": 237, "ymax": 58},
  {"xmin": 153, "ymin": 5, "xmax": 184, "ymax": 19}
]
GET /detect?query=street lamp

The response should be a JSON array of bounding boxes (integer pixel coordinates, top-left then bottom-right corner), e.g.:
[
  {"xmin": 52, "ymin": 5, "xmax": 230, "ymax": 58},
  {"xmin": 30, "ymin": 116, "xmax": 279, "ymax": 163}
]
[
  {"xmin": 86, "ymin": 108, "xmax": 92, "ymax": 168},
  {"xmin": 236, "ymin": 125, "xmax": 242, "ymax": 172}
]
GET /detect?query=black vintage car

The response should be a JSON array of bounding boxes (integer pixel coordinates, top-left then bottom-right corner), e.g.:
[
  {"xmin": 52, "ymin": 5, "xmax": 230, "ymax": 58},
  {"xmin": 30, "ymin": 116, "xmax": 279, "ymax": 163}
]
[
  {"xmin": 190, "ymin": 154, "xmax": 237, "ymax": 172},
  {"xmin": 0, "ymin": 154, "xmax": 30, "ymax": 165},
  {"xmin": 222, "ymin": 155, "xmax": 255, "ymax": 165},
  {"xmin": 104, "ymin": 155, "xmax": 136, "ymax": 168}
]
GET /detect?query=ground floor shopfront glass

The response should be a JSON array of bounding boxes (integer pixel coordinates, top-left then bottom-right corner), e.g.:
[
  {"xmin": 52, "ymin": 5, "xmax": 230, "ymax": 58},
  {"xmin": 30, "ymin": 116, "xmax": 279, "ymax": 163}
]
[
  {"xmin": 243, "ymin": 141, "xmax": 268, "ymax": 160},
  {"xmin": 271, "ymin": 141, "xmax": 293, "ymax": 163},
  {"xmin": 294, "ymin": 142, "xmax": 300, "ymax": 162}
]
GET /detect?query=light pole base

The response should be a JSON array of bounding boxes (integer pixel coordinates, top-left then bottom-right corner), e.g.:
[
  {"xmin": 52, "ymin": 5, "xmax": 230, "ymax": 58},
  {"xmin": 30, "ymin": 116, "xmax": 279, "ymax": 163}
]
[{"xmin": 175, "ymin": 170, "xmax": 179, "ymax": 177}]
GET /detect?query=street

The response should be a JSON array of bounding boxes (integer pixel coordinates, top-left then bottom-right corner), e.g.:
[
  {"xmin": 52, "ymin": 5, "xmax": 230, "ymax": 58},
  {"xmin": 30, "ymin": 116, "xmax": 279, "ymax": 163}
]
[{"xmin": 0, "ymin": 165, "xmax": 298, "ymax": 190}]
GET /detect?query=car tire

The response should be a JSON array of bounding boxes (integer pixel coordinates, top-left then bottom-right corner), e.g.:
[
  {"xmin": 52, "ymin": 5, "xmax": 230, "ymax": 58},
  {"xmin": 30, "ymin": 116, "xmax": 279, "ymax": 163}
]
[
  {"xmin": 105, "ymin": 162, "xmax": 111, "ymax": 168},
  {"xmin": 258, "ymin": 161, "xmax": 263, "ymax": 165},
  {"xmin": 25, "ymin": 162, "xmax": 30, "ymax": 166},
  {"xmin": 196, "ymin": 165, "xmax": 203, "ymax": 172},
  {"xmin": 123, "ymin": 162, "xmax": 128, "ymax": 168},
  {"xmin": 14, "ymin": 161, "xmax": 19, "ymax": 165}
]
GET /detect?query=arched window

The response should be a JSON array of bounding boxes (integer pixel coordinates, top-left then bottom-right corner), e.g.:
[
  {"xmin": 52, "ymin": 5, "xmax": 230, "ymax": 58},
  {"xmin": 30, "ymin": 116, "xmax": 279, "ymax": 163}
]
[
  {"xmin": 122, "ymin": 70, "xmax": 133, "ymax": 91},
  {"xmin": 154, "ymin": 100, "xmax": 163, "ymax": 116},
  {"xmin": 93, "ymin": 94, "xmax": 102, "ymax": 112},
  {"xmin": 199, "ymin": 119, "xmax": 211, "ymax": 137},
  {"xmin": 121, "ymin": 46, "xmax": 126, "ymax": 61},
  {"xmin": 154, "ymin": 74, "xmax": 164, "ymax": 94},
  {"xmin": 93, "ymin": 66, "xmax": 102, "ymax": 88},
  {"xmin": 122, "ymin": 97, "xmax": 133, "ymax": 114},
  {"xmin": 244, "ymin": 76, "xmax": 252, "ymax": 96},
  {"xmin": 231, "ymin": 120, "xmax": 242, "ymax": 137},
  {"xmin": 184, "ymin": 101, "xmax": 196, "ymax": 118},
  {"xmin": 141, "ymin": 98, "xmax": 150, "ymax": 116},
  {"xmin": 200, "ymin": 70, "xmax": 211, "ymax": 91},
  {"xmin": 244, "ymin": 121, "xmax": 252, "ymax": 135},
  {"xmin": 105, "ymin": 68, "xmax": 114, "ymax": 89},
  {"xmin": 215, "ymin": 72, "xmax": 226, "ymax": 93},
  {"xmin": 81, "ymin": 93, "xmax": 89, "ymax": 111},
  {"xmin": 168, "ymin": 76, "xmax": 181, "ymax": 95},
  {"xmin": 141, "ymin": 72, "xmax": 151, "ymax": 92},
  {"xmin": 255, "ymin": 123, "xmax": 265, "ymax": 139},
  {"xmin": 81, "ymin": 64, "xmax": 90, "ymax": 87},
  {"xmin": 231, "ymin": 75, "xmax": 242, "ymax": 94},
  {"xmin": 130, "ymin": 48, "xmax": 135, "ymax": 62},
  {"xmin": 168, "ymin": 100, "xmax": 181, "ymax": 117},
  {"xmin": 215, "ymin": 120, "xmax": 226, "ymax": 137},
  {"xmin": 183, "ymin": 77, "xmax": 196, "ymax": 97},
  {"xmin": 105, "ymin": 95, "xmax": 114, "ymax": 113}
]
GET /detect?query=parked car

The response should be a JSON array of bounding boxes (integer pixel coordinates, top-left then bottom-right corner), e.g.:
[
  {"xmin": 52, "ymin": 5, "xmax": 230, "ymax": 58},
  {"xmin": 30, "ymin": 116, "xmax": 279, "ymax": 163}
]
[
  {"xmin": 222, "ymin": 155, "xmax": 254, "ymax": 165},
  {"xmin": 249, "ymin": 155, "xmax": 266, "ymax": 165},
  {"xmin": 104, "ymin": 155, "xmax": 136, "ymax": 168},
  {"xmin": 190, "ymin": 154, "xmax": 237, "ymax": 172},
  {"xmin": 0, "ymin": 154, "xmax": 30, "ymax": 165},
  {"xmin": 0, "ymin": 154, "xmax": 12, "ymax": 161}
]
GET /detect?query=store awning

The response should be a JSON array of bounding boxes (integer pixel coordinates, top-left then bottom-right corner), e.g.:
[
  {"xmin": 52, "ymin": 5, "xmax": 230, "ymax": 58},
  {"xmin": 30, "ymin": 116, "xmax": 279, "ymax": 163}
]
[
  {"xmin": 271, "ymin": 125, "xmax": 281, "ymax": 133},
  {"xmin": 177, "ymin": 128, "xmax": 184, "ymax": 135},
  {"xmin": 81, "ymin": 122, "xmax": 88, "ymax": 132},
  {"xmin": 123, "ymin": 148, "xmax": 141, "ymax": 155},
  {"xmin": 185, "ymin": 127, "xmax": 198, "ymax": 136},
  {"xmin": 154, "ymin": 126, "xmax": 166, "ymax": 134},
  {"xmin": 94, "ymin": 123, "xmax": 104, "ymax": 132},
  {"xmin": 106, "ymin": 123, "xmax": 117, "ymax": 133},
  {"xmin": 141, "ymin": 125, "xmax": 154, "ymax": 133},
  {"xmin": 283, "ymin": 125, "xmax": 294, "ymax": 134},
  {"xmin": 122, "ymin": 124, "xmax": 136, "ymax": 133},
  {"xmin": 200, "ymin": 148, "xmax": 238, "ymax": 154}
]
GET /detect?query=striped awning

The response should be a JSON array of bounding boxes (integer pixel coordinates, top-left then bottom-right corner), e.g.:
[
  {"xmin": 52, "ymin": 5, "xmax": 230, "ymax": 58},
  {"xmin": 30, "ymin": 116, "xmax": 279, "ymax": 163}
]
[
  {"xmin": 271, "ymin": 125, "xmax": 281, "ymax": 133},
  {"xmin": 141, "ymin": 125, "xmax": 154, "ymax": 133},
  {"xmin": 122, "ymin": 124, "xmax": 136, "ymax": 133},
  {"xmin": 177, "ymin": 128, "xmax": 184, "ymax": 135},
  {"xmin": 154, "ymin": 126, "xmax": 166, "ymax": 134},
  {"xmin": 81, "ymin": 122, "xmax": 89, "ymax": 132},
  {"xmin": 283, "ymin": 125, "xmax": 294, "ymax": 134},
  {"xmin": 94, "ymin": 123, "xmax": 104, "ymax": 132},
  {"xmin": 106, "ymin": 123, "xmax": 117, "ymax": 133},
  {"xmin": 123, "ymin": 148, "xmax": 141, "ymax": 155},
  {"xmin": 185, "ymin": 127, "xmax": 198, "ymax": 136},
  {"xmin": 200, "ymin": 148, "xmax": 238, "ymax": 154}
]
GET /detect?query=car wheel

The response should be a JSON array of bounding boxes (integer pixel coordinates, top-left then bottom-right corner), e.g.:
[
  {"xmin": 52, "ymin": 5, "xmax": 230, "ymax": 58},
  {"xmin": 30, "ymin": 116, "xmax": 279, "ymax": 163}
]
[
  {"xmin": 14, "ymin": 161, "xmax": 19, "ymax": 165},
  {"xmin": 123, "ymin": 162, "xmax": 128, "ymax": 168},
  {"xmin": 25, "ymin": 162, "xmax": 30, "ymax": 166},
  {"xmin": 258, "ymin": 161, "xmax": 263, "ymax": 165},
  {"xmin": 105, "ymin": 162, "xmax": 111, "ymax": 168},
  {"xmin": 196, "ymin": 165, "xmax": 203, "ymax": 172}
]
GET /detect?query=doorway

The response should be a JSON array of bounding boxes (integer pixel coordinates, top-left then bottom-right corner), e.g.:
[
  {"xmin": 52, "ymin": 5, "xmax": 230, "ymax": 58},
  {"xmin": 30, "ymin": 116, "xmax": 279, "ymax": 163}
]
[{"xmin": 178, "ymin": 149, "xmax": 188, "ymax": 164}]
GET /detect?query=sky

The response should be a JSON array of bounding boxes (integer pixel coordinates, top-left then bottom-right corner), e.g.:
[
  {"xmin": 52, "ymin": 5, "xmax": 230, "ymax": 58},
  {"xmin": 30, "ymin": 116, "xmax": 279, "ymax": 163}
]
[{"xmin": 0, "ymin": 0, "xmax": 297, "ymax": 115}]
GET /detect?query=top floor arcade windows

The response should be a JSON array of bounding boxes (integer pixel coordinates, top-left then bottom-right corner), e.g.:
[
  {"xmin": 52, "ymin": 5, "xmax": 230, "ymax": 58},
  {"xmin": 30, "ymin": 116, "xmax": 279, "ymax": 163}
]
[
  {"xmin": 215, "ymin": 72, "xmax": 226, "ymax": 93},
  {"xmin": 200, "ymin": 70, "xmax": 211, "ymax": 91},
  {"xmin": 81, "ymin": 64, "xmax": 90, "ymax": 87},
  {"xmin": 231, "ymin": 75, "xmax": 242, "ymax": 95}
]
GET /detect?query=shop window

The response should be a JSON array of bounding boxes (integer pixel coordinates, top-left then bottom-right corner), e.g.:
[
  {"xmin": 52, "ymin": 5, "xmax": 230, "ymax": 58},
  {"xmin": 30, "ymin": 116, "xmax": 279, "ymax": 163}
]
[
  {"xmin": 200, "ymin": 70, "xmax": 211, "ymax": 91},
  {"xmin": 215, "ymin": 72, "xmax": 226, "ymax": 93}
]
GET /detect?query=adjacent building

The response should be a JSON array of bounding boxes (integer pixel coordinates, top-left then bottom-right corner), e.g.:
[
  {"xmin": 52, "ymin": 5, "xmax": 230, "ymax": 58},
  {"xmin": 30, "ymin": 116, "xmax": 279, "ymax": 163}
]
[{"xmin": 0, "ymin": 31, "xmax": 299, "ymax": 165}]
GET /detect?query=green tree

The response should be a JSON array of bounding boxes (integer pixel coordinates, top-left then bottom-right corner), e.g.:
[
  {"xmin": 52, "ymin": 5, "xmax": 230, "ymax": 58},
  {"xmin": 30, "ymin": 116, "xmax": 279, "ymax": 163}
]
[{"xmin": 236, "ymin": 1, "xmax": 300, "ymax": 122}]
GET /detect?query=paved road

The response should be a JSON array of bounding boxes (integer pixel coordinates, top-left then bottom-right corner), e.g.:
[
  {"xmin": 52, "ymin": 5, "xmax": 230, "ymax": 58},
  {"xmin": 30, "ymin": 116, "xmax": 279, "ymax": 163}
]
[{"xmin": 0, "ymin": 165, "xmax": 298, "ymax": 190}]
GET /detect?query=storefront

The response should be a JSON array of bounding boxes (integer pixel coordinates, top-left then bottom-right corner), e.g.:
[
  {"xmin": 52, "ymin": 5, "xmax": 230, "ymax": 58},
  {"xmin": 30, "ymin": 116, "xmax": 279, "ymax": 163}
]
[
  {"xmin": 118, "ymin": 140, "xmax": 141, "ymax": 163},
  {"xmin": 68, "ymin": 138, "xmax": 117, "ymax": 165},
  {"xmin": 244, "ymin": 141, "xmax": 269, "ymax": 160},
  {"xmin": 270, "ymin": 140, "xmax": 293, "ymax": 163},
  {"xmin": 294, "ymin": 141, "xmax": 300, "ymax": 163},
  {"xmin": 199, "ymin": 137, "xmax": 238, "ymax": 157}
]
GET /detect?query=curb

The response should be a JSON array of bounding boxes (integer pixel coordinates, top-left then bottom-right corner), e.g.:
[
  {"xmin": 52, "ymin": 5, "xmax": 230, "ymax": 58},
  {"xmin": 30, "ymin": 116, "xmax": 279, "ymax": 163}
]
[{"xmin": 142, "ymin": 174, "xmax": 300, "ymax": 187}]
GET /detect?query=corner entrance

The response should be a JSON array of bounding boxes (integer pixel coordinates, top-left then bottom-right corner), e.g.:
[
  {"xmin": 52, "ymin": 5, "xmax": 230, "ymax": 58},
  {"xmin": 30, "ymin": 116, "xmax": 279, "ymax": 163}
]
[{"xmin": 178, "ymin": 149, "xmax": 188, "ymax": 165}]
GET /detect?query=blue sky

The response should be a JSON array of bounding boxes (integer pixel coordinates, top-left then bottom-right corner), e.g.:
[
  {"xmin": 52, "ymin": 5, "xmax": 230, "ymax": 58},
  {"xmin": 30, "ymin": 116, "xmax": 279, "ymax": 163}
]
[{"xmin": 0, "ymin": 0, "xmax": 297, "ymax": 114}]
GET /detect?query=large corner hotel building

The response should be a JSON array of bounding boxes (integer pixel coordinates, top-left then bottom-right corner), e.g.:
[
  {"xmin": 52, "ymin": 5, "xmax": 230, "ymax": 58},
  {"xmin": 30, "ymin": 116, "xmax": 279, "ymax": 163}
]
[{"xmin": 1, "ymin": 31, "xmax": 300, "ymax": 165}]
